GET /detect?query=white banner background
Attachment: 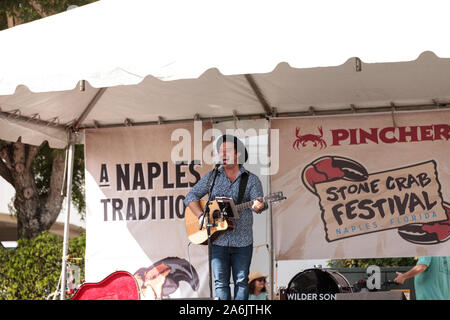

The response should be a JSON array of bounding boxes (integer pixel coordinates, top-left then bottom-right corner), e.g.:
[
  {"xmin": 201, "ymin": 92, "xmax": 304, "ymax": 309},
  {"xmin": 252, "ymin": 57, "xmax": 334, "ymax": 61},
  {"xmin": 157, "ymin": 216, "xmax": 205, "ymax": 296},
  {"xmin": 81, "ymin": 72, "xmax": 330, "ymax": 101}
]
[
  {"xmin": 271, "ymin": 110, "xmax": 450, "ymax": 260},
  {"xmin": 84, "ymin": 123, "xmax": 212, "ymax": 299}
]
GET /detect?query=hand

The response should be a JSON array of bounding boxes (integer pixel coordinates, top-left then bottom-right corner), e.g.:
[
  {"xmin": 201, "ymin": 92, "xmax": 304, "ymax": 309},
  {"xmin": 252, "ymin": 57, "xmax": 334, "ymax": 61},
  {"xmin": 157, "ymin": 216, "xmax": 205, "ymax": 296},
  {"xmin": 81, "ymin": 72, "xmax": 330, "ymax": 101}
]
[
  {"xmin": 252, "ymin": 197, "xmax": 265, "ymax": 213},
  {"xmin": 394, "ymin": 272, "xmax": 405, "ymax": 284}
]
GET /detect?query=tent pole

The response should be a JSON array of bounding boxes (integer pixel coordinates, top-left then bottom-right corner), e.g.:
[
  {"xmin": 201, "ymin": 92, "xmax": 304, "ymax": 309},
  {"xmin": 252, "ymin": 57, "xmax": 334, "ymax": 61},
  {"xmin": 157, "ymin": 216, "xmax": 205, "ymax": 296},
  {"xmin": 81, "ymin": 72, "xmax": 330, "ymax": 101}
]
[
  {"xmin": 244, "ymin": 74, "xmax": 273, "ymax": 116},
  {"xmin": 59, "ymin": 130, "xmax": 76, "ymax": 300},
  {"xmin": 74, "ymin": 87, "xmax": 107, "ymax": 131},
  {"xmin": 267, "ymin": 119, "xmax": 274, "ymax": 300}
]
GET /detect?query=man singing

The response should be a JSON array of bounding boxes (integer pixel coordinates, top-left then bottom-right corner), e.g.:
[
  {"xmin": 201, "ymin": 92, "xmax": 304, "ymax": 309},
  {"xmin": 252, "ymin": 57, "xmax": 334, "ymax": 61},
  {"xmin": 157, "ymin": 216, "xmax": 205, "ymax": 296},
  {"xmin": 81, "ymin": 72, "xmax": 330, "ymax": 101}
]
[{"xmin": 184, "ymin": 134, "xmax": 266, "ymax": 300}]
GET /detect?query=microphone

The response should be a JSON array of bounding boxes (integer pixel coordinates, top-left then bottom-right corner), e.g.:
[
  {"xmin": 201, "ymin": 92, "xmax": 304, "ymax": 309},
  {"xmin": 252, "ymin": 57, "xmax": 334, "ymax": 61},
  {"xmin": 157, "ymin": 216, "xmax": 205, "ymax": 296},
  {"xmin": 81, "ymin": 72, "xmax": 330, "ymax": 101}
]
[{"xmin": 214, "ymin": 163, "xmax": 221, "ymax": 170}]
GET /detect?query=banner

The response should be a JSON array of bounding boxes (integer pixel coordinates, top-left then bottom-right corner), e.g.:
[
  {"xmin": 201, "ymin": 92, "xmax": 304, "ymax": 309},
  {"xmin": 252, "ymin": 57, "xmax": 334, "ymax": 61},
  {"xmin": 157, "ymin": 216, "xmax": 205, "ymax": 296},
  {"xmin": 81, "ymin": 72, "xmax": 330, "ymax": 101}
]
[
  {"xmin": 84, "ymin": 123, "xmax": 212, "ymax": 299},
  {"xmin": 271, "ymin": 110, "xmax": 450, "ymax": 260}
]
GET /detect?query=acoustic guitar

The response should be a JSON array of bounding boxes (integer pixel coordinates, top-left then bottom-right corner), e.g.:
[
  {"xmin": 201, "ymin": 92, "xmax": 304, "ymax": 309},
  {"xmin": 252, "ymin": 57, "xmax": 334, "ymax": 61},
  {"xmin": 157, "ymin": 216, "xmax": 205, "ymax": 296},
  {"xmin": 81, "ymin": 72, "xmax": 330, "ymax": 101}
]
[{"xmin": 185, "ymin": 192, "xmax": 286, "ymax": 245}]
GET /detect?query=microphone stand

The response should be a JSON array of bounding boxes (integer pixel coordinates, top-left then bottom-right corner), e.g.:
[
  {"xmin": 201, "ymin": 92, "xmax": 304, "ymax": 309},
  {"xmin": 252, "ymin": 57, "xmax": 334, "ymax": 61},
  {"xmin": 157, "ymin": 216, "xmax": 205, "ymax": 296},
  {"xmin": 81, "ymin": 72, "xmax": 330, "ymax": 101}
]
[{"xmin": 199, "ymin": 164, "xmax": 220, "ymax": 298}]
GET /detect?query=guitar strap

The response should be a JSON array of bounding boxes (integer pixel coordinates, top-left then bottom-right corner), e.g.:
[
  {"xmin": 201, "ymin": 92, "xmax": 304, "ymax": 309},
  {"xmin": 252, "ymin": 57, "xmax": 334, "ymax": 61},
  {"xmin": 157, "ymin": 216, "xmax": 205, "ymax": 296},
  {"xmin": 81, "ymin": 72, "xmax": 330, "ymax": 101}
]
[
  {"xmin": 237, "ymin": 171, "xmax": 249, "ymax": 204},
  {"xmin": 208, "ymin": 168, "xmax": 248, "ymax": 204}
]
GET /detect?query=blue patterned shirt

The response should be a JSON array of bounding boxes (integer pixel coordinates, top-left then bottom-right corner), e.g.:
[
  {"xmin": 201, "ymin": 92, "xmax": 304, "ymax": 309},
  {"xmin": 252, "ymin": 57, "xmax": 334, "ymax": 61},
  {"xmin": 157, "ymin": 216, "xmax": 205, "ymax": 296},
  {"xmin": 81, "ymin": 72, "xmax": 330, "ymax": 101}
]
[{"xmin": 184, "ymin": 166, "xmax": 265, "ymax": 247}]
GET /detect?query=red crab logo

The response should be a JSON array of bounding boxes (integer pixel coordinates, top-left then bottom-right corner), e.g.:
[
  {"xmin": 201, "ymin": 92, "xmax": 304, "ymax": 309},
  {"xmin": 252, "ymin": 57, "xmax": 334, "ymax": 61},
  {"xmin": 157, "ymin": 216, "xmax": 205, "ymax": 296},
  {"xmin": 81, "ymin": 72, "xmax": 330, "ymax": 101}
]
[{"xmin": 293, "ymin": 127, "xmax": 327, "ymax": 150}]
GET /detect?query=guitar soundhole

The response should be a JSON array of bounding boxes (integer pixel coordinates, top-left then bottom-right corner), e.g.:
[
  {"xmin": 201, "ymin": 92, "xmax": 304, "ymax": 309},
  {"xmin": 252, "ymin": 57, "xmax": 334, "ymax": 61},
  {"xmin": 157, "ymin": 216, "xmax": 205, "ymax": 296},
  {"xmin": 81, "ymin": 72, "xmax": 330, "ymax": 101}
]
[{"xmin": 212, "ymin": 210, "xmax": 221, "ymax": 220}]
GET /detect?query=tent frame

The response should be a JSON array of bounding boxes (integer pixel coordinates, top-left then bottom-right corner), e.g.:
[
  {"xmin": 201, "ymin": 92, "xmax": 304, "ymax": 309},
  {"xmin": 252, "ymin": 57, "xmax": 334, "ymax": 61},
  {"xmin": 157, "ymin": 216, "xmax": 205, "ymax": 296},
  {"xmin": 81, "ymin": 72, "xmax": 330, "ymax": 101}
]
[
  {"xmin": 60, "ymin": 130, "xmax": 76, "ymax": 300},
  {"xmin": 52, "ymin": 76, "xmax": 449, "ymax": 299},
  {"xmin": 2, "ymin": 100, "xmax": 448, "ymax": 134}
]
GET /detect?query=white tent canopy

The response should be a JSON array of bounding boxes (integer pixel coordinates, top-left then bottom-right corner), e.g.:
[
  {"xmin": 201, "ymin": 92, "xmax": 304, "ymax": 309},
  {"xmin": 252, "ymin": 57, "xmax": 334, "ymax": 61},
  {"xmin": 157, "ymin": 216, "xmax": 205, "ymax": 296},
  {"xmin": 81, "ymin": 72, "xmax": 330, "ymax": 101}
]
[{"xmin": 1, "ymin": 0, "xmax": 450, "ymax": 148}]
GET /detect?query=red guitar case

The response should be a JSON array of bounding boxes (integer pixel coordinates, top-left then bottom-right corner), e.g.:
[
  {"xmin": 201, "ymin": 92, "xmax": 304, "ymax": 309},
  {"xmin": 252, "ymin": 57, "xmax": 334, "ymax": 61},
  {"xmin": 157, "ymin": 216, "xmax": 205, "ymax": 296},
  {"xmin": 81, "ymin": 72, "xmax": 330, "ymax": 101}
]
[{"xmin": 69, "ymin": 271, "xmax": 140, "ymax": 300}]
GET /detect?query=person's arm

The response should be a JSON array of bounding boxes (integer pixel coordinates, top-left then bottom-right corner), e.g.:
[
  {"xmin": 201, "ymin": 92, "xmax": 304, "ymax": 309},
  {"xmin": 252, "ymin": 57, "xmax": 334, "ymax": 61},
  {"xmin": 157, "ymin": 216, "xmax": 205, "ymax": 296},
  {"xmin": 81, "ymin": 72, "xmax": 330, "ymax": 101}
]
[
  {"xmin": 184, "ymin": 171, "xmax": 213, "ymax": 223},
  {"xmin": 394, "ymin": 264, "xmax": 428, "ymax": 284},
  {"xmin": 187, "ymin": 201, "xmax": 204, "ymax": 218},
  {"xmin": 249, "ymin": 175, "xmax": 266, "ymax": 213}
]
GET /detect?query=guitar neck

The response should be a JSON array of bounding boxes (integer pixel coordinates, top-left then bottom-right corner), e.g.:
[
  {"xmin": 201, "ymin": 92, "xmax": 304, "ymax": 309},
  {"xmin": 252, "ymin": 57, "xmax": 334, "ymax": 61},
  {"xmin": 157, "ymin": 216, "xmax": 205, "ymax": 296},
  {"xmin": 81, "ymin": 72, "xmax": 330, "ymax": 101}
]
[{"xmin": 235, "ymin": 197, "xmax": 265, "ymax": 212}]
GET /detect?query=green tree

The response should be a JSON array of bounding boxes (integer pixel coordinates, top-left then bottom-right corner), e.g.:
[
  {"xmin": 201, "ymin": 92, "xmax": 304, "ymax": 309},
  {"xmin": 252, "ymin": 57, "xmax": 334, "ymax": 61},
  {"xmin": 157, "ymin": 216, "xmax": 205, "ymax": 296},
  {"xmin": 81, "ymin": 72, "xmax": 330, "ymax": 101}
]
[
  {"xmin": 0, "ymin": 0, "xmax": 98, "ymax": 30},
  {"xmin": 0, "ymin": 231, "xmax": 85, "ymax": 300},
  {"xmin": 32, "ymin": 142, "xmax": 86, "ymax": 216},
  {"xmin": 0, "ymin": 1, "xmax": 97, "ymax": 239},
  {"xmin": 0, "ymin": 138, "xmax": 85, "ymax": 239}
]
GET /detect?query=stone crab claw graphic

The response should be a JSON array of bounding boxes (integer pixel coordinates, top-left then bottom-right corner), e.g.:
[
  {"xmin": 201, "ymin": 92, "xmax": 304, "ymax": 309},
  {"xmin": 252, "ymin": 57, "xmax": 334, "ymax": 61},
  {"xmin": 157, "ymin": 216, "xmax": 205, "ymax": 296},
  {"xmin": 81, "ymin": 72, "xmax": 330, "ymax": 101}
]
[
  {"xmin": 397, "ymin": 203, "xmax": 450, "ymax": 245},
  {"xmin": 301, "ymin": 156, "xmax": 369, "ymax": 195}
]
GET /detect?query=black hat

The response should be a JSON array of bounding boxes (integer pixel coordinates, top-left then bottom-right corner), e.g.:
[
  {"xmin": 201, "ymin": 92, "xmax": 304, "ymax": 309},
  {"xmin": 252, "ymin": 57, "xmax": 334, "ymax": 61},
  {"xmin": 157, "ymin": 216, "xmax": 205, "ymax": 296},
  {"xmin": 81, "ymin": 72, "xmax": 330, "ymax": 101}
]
[{"xmin": 216, "ymin": 134, "xmax": 248, "ymax": 164}]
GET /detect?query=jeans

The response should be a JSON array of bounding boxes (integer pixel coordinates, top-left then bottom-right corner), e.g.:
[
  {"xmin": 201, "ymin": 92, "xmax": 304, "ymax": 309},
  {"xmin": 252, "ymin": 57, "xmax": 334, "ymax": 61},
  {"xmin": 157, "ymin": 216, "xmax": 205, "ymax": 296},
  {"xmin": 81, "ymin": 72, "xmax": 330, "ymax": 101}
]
[{"xmin": 211, "ymin": 244, "xmax": 253, "ymax": 300}]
